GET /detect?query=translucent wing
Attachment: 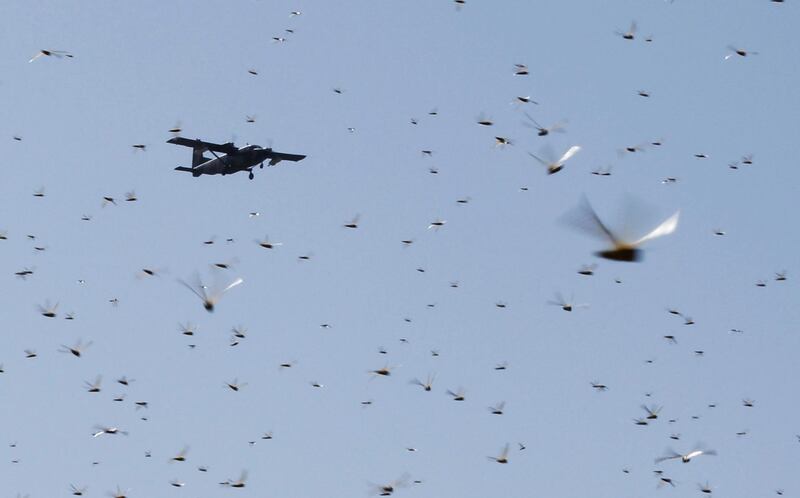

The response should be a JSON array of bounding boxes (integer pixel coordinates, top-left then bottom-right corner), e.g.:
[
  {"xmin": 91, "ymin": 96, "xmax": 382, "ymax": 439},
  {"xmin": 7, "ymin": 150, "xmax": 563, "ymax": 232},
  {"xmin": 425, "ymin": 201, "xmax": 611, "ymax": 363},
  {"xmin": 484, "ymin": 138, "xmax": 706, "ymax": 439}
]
[
  {"xmin": 523, "ymin": 112, "xmax": 543, "ymax": 128},
  {"xmin": 654, "ymin": 448, "xmax": 682, "ymax": 463},
  {"xmin": 393, "ymin": 473, "xmax": 411, "ymax": 488},
  {"xmin": 548, "ymin": 120, "xmax": 568, "ymax": 133},
  {"xmin": 547, "ymin": 291, "xmax": 566, "ymax": 307},
  {"xmin": 527, "ymin": 152, "xmax": 547, "ymax": 166},
  {"xmin": 632, "ymin": 211, "xmax": 679, "ymax": 246},
  {"xmin": 178, "ymin": 278, "xmax": 208, "ymax": 302},
  {"xmin": 561, "ymin": 196, "xmax": 619, "ymax": 245},
  {"xmin": 499, "ymin": 443, "xmax": 510, "ymax": 459},
  {"xmin": 531, "ymin": 142, "xmax": 556, "ymax": 164}
]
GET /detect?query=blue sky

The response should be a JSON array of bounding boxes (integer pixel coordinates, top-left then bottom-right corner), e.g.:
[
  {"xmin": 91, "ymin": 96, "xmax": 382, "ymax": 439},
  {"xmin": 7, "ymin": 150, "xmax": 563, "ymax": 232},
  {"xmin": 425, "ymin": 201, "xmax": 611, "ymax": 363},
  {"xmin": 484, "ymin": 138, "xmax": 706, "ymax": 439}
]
[{"xmin": 1, "ymin": 1, "xmax": 798, "ymax": 497}]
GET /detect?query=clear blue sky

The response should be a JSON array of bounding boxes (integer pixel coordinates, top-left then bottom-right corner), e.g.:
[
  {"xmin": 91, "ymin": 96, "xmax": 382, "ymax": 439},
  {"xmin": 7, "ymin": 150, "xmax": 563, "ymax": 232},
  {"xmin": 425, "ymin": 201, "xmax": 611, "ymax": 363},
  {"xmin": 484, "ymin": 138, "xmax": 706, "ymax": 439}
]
[{"xmin": 1, "ymin": 1, "xmax": 798, "ymax": 497}]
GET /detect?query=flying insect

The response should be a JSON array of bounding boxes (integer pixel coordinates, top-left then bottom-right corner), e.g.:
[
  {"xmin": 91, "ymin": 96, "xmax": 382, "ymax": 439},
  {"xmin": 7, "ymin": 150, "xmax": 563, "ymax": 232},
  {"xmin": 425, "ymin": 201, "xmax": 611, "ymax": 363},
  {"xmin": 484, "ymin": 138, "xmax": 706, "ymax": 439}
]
[
  {"xmin": 655, "ymin": 447, "xmax": 717, "ymax": 463},
  {"xmin": 564, "ymin": 196, "xmax": 679, "ymax": 262},
  {"xmin": 528, "ymin": 145, "xmax": 581, "ymax": 175},
  {"xmin": 178, "ymin": 273, "xmax": 243, "ymax": 312}
]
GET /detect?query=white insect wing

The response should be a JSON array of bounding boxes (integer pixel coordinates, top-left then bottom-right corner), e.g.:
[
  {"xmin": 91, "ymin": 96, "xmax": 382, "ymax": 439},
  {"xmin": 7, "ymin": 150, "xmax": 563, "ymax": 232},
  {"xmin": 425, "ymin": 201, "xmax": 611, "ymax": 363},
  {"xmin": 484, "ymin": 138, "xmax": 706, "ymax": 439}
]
[
  {"xmin": 633, "ymin": 211, "xmax": 679, "ymax": 246},
  {"xmin": 557, "ymin": 145, "xmax": 581, "ymax": 165},
  {"xmin": 221, "ymin": 277, "xmax": 244, "ymax": 295}
]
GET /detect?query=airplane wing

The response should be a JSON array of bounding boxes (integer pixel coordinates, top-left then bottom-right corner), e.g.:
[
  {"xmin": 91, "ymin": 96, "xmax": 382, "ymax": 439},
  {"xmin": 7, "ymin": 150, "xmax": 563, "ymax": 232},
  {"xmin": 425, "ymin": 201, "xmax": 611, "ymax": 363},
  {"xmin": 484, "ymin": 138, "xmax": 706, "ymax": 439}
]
[
  {"xmin": 267, "ymin": 151, "xmax": 307, "ymax": 165},
  {"xmin": 167, "ymin": 137, "xmax": 237, "ymax": 154}
]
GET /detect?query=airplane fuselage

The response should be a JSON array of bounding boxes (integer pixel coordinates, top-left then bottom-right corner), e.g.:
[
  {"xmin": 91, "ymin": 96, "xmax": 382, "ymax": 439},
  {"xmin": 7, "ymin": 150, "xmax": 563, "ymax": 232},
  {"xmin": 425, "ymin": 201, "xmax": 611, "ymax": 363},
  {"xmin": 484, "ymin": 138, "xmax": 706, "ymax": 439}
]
[{"xmin": 191, "ymin": 146, "xmax": 274, "ymax": 177}]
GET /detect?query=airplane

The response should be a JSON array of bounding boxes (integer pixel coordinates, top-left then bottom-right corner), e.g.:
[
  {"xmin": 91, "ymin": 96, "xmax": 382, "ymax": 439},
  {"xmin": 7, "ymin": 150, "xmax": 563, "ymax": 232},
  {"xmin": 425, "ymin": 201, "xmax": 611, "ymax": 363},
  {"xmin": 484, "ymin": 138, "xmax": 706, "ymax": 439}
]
[{"xmin": 168, "ymin": 137, "xmax": 306, "ymax": 180}]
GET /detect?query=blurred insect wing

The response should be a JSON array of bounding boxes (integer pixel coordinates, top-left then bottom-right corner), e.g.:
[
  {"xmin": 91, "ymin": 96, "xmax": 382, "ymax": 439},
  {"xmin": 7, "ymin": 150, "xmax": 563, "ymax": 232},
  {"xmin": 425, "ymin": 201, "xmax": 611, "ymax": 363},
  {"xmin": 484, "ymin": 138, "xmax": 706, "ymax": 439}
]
[{"xmin": 633, "ymin": 211, "xmax": 679, "ymax": 246}]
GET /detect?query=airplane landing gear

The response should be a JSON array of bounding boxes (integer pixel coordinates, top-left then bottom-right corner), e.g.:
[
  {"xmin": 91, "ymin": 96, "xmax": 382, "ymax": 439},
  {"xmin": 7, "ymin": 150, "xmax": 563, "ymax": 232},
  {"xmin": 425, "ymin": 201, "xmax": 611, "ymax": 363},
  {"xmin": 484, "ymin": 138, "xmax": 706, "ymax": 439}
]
[
  {"xmin": 259, "ymin": 162, "xmax": 264, "ymax": 169},
  {"xmin": 249, "ymin": 171, "xmax": 254, "ymax": 180}
]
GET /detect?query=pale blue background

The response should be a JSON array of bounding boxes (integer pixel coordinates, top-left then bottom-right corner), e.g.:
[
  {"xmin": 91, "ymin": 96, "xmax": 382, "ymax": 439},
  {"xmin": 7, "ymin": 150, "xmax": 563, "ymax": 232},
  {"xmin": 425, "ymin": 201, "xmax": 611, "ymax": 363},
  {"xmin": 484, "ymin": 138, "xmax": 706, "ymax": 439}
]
[{"xmin": 1, "ymin": 1, "xmax": 798, "ymax": 497}]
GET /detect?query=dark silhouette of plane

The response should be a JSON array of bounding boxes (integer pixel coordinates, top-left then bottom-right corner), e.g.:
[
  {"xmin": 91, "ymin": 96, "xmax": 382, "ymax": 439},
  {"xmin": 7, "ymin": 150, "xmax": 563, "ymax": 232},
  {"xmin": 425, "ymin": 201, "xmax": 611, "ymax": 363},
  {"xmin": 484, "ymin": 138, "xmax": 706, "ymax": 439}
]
[{"xmin": 168, "ymin": 137, "xmax": 306, "ymax": 180}]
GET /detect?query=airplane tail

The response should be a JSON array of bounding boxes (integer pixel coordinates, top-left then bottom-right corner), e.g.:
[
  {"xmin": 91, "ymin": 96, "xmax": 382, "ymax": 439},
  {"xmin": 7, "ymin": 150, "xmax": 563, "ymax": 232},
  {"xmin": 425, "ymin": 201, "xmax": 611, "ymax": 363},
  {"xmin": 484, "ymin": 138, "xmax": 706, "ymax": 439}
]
[
  {"xmin": 175, "ymin": 166, "xmax": 200, "ymax": 177},
  {"xmin": 193, "ymin": 149, "xmax": 210, "ymax": 167}
]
